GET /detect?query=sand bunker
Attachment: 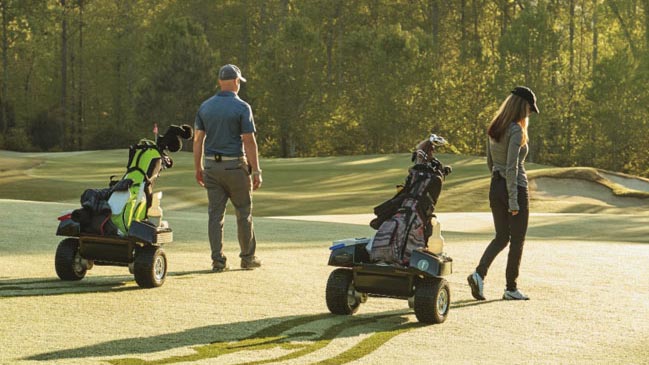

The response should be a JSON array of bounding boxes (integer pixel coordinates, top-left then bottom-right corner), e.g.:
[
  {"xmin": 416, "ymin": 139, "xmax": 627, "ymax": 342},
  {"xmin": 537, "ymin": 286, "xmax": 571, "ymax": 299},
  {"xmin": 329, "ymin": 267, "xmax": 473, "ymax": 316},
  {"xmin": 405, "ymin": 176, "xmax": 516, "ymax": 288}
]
[
  {"xmin": 530, "ymin": 177, "xmax": 648, "ymax": 213},
  {"xmin": 599, "ymin": 171, "xmax": 649, "ymax": 193}
]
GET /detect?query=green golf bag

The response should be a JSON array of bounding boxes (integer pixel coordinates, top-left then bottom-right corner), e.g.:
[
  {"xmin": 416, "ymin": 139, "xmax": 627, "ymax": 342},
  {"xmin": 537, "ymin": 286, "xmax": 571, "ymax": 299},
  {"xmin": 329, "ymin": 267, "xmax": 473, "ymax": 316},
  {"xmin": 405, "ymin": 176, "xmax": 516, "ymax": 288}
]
[
  {"xmin": 71, "ymin": 125, "xmax": 193, "ymax": 236},
  {"xmin": 109, "ymin": 139, "xmax": 164, "ymax": 235}
]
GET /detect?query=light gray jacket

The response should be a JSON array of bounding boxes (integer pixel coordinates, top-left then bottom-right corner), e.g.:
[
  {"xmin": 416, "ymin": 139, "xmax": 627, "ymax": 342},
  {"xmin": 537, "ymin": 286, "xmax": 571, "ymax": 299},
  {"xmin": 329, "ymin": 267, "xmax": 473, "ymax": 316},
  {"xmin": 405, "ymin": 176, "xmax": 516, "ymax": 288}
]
[{"xmin": 487, "ymin": 122, "xmax": 529, "ymax": 211}]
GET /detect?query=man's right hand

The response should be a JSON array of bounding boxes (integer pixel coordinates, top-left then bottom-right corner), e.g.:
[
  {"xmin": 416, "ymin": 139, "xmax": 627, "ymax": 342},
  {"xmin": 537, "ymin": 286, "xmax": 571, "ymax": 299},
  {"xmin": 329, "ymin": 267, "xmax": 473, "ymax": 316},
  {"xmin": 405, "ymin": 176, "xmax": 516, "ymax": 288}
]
[
  {"xmin": 193, "ymin": 130, "xmax": 207, "ymax": 188},
  {"xmin": 252, "ymin": 172, "xmax": 262, "ymax": 190},
  {"xmin": 195, "ymin": 169, "xmax": 205, "ymax": 187}
]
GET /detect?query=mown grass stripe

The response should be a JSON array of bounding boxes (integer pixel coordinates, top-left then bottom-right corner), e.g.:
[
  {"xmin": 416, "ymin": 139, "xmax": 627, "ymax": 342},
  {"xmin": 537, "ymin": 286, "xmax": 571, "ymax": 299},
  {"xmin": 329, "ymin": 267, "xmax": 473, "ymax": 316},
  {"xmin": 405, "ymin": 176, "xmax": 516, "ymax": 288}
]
[
  {"xmin": 313, "ymin": 322, "xmax": 423, "ymax": 365},
  {"xmin": 108, "ymin": 313, "xmax": 409, "ymax": 365}
]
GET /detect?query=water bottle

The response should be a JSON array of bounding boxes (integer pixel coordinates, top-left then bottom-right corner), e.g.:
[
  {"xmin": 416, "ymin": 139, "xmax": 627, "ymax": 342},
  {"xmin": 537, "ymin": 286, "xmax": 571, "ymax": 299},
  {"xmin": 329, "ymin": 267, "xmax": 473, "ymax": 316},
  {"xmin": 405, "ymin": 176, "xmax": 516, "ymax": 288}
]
[
  {"xmin": 148, "ymin": 191, "xmax": 163, "ymax": 227},
  {"xmin": 427, "ymin": 217, "xmax": 445, "ymax": 254}
]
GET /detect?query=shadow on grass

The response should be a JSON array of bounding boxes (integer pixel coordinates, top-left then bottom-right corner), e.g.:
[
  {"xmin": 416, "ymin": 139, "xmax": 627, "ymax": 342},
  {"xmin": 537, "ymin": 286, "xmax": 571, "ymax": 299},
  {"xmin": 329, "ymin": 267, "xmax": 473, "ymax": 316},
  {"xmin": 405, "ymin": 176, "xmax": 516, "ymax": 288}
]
[
  {"xmin": 0, "ymin": 268, "xmax": 259, "ymax": 297},
  {"xmin": 451, "ymin": 299, "xmax": 502, "ymax": 309},
  {"xmin": 26, "ymin": 298, "xmax": 494, "ymax": 365},
  {"xmin": 168, "ymin": 268, "xmax": 252, "ymax": 278},
  {"xmin": 0, "ymin": 276, "xmax": 140, "ymax": 297},
  {"xmin": 24, "ymin": 309, "xmax": 434, "ymax": 364}
]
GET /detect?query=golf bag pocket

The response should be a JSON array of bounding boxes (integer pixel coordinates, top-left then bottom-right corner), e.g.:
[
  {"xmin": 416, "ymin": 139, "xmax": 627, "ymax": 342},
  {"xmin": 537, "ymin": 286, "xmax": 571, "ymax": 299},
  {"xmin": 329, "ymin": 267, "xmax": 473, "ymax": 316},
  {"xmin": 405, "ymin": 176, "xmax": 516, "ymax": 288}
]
[
  {"xmin": 369, "ymin": 218, "xmax": 397, "ymax": 262},
  {"xmin": 110, "ymin": 183, "xmax": 147, "ymax": 236},
  {"xmin": 369, "ymin": 212, "xmax": 408, "ymax": 264},
  {"xmin": 72, "ymin": 189, "xmax": 119, "ymax": 236},
  {"xmin": 108, "ymin": 191, "xmax": 130, "ymax": 215},
  {"xmin": 403, "ymin": 213, "xmax": 426, "ymax": 263},
  {"xmin": 369, "ymin": 197, "xmax": 430, "ymax": 265}
]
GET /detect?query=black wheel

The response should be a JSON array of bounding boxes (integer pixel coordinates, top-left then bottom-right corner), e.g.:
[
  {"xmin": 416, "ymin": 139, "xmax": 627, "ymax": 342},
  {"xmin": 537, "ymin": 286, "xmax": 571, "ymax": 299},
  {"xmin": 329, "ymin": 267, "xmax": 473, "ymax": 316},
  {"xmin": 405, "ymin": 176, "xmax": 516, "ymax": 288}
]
[
  {"xmin": 414, "ymin": 278, "xmax": 450, "ymax": 324},
  {"xmin": 55, "ymin": 238, "xmax": 87, "ymax": 281},
  {"xmin": 133, "ymin": 246, "xmax": 167, "ymax": 288},
  {"xmin": 326, "ymin": 268, "xmax": 362, "ymax": 315}
]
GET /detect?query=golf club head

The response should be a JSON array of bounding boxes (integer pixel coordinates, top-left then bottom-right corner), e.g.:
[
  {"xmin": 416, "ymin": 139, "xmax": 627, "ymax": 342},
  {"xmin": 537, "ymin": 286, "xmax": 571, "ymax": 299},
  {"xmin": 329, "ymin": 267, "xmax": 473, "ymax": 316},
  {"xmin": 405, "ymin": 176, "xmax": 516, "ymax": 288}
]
[{"xmin": 429, "ymin": 134, "xmax": 448, "ymax": 147}]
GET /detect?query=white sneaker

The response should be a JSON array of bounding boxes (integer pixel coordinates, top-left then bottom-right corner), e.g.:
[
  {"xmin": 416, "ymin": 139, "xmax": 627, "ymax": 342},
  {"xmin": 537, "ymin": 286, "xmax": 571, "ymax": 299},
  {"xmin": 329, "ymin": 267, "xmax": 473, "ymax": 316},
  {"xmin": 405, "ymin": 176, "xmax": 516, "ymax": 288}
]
[
  {"xmin": 467, "ymin": 272, "xmax": 485, "ymax": 300},
  {"xmin": 503, "ymin": 289, "xmax": 529, "ymax": 300}
]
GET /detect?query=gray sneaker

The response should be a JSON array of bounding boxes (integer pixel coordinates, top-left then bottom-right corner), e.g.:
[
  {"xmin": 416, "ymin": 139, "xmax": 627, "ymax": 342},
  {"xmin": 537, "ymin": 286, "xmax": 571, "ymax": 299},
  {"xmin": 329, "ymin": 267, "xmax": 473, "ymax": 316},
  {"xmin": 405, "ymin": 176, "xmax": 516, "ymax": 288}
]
[
  {"xmin": 241, "ymin": 257, "xmax": 262, "ymax": 270},
  {"xmin": 503, "ymin": 289, "xmax": 529, "ymax": 300},
  {"xmin": 467, "ymin": 272, "xmax": 485, "ymax": 300},
  {"xmin": 212, "ymin": 260, "xmax": 229, "ymax": 273}
]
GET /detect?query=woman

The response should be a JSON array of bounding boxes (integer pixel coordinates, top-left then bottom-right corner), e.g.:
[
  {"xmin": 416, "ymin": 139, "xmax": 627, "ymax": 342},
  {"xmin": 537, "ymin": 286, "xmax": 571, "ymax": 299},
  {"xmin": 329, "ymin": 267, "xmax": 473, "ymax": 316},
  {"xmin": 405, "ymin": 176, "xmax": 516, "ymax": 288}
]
[{"xmin": 467, "ymin": 86, "xmax": 539, "ymax": 301}]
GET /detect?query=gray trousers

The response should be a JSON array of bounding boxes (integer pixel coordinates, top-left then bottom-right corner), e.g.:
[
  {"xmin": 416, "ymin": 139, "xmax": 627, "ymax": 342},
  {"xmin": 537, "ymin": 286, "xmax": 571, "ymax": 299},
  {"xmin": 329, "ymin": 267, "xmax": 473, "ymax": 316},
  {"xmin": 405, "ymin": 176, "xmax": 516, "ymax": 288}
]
[{"xmin": 203, "ymin": 158, "xmax": 257, "ymax": 263}]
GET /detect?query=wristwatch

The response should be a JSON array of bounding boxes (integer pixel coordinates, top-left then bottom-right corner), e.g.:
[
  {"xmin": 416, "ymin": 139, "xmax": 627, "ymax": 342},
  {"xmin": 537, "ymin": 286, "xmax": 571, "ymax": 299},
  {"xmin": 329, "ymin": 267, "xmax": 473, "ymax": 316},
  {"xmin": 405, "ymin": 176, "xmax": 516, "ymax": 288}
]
[{"xmin": 252, "ymin": 170, "xmax": 262, "ymax": 176}]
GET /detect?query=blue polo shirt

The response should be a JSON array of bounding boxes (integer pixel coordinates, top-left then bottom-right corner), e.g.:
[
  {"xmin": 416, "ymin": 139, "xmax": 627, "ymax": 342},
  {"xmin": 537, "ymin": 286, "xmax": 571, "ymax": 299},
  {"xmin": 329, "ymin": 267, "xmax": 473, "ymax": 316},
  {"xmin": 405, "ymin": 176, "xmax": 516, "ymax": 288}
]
[{"xmin": 194, "ymin": 91, "xmax": 256, "ymax": 157}]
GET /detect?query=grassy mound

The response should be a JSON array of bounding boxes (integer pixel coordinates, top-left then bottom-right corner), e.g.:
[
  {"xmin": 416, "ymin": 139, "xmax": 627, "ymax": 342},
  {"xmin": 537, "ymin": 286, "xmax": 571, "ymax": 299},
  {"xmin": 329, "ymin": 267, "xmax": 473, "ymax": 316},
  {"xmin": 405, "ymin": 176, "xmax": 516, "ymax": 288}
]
[{"xmin": 1, "ymin": 149, "xmax": 647, "ymax": 216}]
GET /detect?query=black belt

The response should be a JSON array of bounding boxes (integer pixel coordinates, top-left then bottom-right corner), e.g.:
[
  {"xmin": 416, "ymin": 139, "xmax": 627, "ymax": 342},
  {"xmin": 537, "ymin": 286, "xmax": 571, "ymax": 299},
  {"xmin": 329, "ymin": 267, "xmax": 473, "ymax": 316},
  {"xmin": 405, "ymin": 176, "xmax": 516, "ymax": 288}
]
[{"xmin": 205, "ymin": 155, "xmax": 242, "ymax": 162}]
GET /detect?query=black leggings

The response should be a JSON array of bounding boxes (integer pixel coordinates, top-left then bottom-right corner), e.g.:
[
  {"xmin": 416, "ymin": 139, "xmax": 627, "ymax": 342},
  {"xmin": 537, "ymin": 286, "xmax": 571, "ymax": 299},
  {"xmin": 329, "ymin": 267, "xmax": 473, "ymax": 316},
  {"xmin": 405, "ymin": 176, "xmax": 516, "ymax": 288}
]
[{"xmin": 476, "ymin": 173, "xmax": 529, "ymax": 291}]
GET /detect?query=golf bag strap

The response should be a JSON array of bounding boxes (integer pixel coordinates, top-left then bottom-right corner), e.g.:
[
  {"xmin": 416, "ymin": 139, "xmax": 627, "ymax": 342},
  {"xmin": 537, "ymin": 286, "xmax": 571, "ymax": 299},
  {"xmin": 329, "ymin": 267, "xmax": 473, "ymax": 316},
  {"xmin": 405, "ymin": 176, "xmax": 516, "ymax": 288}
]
[{"xmin": 124, "ymin": 166, "xmax": 151, "ymax": 183}]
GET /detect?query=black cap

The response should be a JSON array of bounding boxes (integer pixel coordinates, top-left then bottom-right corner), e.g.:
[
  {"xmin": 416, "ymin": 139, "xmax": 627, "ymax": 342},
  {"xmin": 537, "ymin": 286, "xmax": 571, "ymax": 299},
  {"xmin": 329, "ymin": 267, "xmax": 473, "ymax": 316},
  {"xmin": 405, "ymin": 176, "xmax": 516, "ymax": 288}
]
[
  {"xmin": 219, "ymin": 64, "xmax": 247, "ymax": 82},
  {"xmin": 511, "ymin": 86, "xmax": 539, "ymax": 114}
]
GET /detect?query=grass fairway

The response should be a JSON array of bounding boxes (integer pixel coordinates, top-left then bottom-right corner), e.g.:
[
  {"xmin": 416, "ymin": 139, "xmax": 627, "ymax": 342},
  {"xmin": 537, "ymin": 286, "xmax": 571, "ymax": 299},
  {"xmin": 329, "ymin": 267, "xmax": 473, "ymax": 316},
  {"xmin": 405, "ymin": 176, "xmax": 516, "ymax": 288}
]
[
  {"xmin": 1, "ymin": 150, "xmax": 542, "ymax": 215},
  {"xmin": 1, "ymin": 150, "xmax": 648, "ymax": 364}
]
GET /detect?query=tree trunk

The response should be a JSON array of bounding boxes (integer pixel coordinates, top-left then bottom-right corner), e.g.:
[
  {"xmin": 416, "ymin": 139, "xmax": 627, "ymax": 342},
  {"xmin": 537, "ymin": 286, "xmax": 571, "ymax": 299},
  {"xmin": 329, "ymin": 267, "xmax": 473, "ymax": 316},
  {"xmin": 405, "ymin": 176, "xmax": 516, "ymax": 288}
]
[
  {"xmin": 124, "ymin": 0, "xmax": 135, "ymax": 130},
  {"xmin": 1, "ymin": 0, "xmax": 8, "ymax": 135},
  {"xmin": 566, "ymin": 0, "xmax": 576, "ymax": 157},
  {"xmin": 460, "ymin": 0, "xmax": 467, "ymax": 60},
  {"xmin": 500, "ymin": 0, "xmax": 509, "ymax": 36},
  {"xmin": 472, "ymin": 0, "xmax": 481, "ymax": 59},
  {"xmin": 578, "ymin": 0, "xmax": 585, "ymax": 76},
  {"xmin": 326, "ymin": 0, "xmax": 343, "ymax": 84},
  {"xmin": 644, "ymin": 0, "xmax": 649, "ymax": 51},
  {"xmin": 592, "ymin": 0, "xmax": 598, "ymax": 69},
  {"xmin": 113, "ymin": 0, "xmax": 126, "ymax": 128},
  {"xmin": 279, "ymin": 0, "xmax": 290, "ymax": 158},
  {"xmin": 431, "ymin": 0, "xmax": 440, "ymax": 52},
  {"xmin": 77, "ymin": 0, "xmax": 84, "ymax": 149},
  {"xmin": 241, "ymin": 0, "xmax": 249, "ymax": 71},
  {"xmin": 60, "ymin": 0, "xmax": 68, "ymax": 148},
  {"xmin": 70, "ymin": 30, "xmax": 76, "ymax": 148},
  {"xmin": 608, "ymin": 2, "xmax": 638, "ymax": 58},
  {"xmin": 280, "ymin": 0, "xmax": 288, "ymax": 19},
  {"xmin": 569, "ymin": 0, "xmax": 575, "ymax": 75}
]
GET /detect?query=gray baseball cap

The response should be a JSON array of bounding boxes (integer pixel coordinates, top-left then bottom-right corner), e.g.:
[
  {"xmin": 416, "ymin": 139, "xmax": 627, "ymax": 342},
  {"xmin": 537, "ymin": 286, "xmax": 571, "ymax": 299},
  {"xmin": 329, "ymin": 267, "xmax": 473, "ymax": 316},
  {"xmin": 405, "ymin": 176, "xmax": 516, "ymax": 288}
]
[{"xmin": 218, "ymin": 64, "xmax": 247, "ymax": 82}]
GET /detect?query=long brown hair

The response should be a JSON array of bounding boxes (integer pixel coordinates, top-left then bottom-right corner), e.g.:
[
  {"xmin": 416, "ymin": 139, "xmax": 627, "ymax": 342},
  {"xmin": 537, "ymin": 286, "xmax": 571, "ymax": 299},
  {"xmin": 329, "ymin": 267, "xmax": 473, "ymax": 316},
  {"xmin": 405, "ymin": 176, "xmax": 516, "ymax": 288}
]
[{"xmin": 487, "ymin": 94, "xmax": 529, "ymax": 145}]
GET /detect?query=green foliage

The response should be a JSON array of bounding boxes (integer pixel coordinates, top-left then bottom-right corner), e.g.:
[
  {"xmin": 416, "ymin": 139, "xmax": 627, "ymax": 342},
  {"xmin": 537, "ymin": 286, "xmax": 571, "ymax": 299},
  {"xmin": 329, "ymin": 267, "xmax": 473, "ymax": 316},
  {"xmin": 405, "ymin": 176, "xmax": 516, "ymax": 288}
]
[
  {"xmin": 1, "ymin": 0, "xmax": 649, "ymax": 176},
  {"xmin": 29, "ymin": 108, "xmax": 64, "ymax": 151},
  {"xmin": 135, "ymin": 16, "xmax": 217, "ymax": 128},
  {"xmin": 588, "ymin": 51, "xmax": 643, "ymax": 172},
  {"xmin": 0, "ymin": 101, "xmax": 15, "ymax": 130},
  {"xmin": 3, "ymin": 127, "xmax": 33, "ymax": 151},
  {"xmin": 86, "ymin": 123, "xmax": 140, "ymax": 150}
]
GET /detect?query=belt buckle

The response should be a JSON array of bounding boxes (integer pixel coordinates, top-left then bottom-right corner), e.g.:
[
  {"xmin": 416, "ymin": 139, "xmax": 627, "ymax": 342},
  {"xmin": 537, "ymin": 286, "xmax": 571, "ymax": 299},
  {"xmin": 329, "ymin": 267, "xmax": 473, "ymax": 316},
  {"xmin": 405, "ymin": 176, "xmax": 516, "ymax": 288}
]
[{"xmin": 214, "ymin": 155, "xmax": 222, "ymax": 162}]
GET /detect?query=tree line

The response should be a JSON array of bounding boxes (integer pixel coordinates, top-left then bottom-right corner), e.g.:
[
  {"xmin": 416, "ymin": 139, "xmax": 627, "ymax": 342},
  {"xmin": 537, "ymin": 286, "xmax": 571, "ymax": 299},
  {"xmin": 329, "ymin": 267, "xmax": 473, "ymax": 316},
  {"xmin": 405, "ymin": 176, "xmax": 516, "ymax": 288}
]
[{"xmin": 1, "ymin": 0, "xmax": 648, "ymax": 177}]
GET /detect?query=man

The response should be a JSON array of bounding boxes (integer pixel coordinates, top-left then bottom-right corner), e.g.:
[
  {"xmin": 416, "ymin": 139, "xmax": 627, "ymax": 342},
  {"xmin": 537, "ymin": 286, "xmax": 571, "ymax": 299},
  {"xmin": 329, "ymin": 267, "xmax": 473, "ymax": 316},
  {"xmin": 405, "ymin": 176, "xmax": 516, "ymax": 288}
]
[{"xmin": 193, "ymin": 64, "xmax": 263, "ymax": 272}]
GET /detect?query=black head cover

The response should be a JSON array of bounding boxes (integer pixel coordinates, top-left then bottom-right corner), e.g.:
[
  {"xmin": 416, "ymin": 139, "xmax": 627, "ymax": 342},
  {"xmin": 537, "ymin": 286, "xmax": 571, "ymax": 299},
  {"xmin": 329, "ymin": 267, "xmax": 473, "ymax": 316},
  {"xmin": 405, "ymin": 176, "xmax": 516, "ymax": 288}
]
[{"xmin": 157, "ymin": 124, "xmax": 194, "ymax": 152}]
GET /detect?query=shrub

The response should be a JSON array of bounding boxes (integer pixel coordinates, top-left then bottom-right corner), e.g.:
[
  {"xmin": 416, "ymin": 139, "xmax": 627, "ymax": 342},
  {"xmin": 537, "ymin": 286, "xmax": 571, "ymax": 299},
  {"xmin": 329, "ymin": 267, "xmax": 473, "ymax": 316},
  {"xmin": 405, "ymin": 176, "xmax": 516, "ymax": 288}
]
[
  {"xmin": 29, "ymin": 109, "xmax": 64, "ymax": 151},
  {"xmin": 4, "ymin": 127, "xmax": 34, "ymax": 151}
]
